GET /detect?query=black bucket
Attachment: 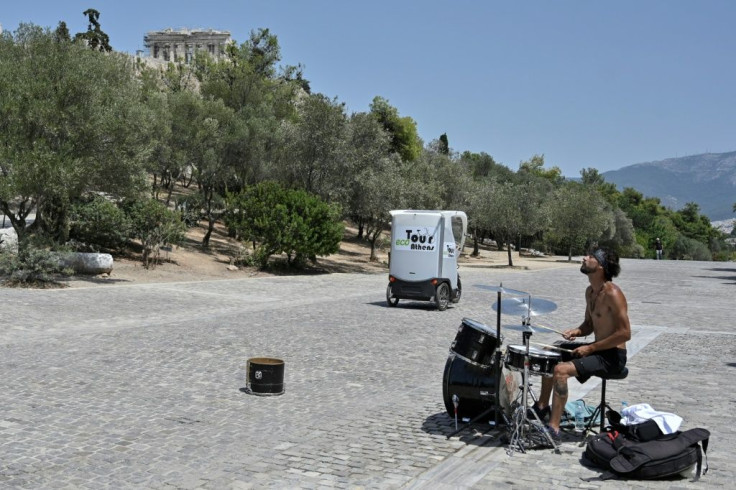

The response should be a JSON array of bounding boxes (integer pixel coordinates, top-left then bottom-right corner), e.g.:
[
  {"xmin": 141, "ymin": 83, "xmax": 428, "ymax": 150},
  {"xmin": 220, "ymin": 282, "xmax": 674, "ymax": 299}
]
[{"xmin": 246, "ymin": 357, "xmax": 285, "ymax": 396}]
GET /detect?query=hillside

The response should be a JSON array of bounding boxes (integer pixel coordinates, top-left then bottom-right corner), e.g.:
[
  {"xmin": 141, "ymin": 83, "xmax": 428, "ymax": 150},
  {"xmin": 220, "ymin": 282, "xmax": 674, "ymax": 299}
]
[{"xmin": 602, "ymin": 151, "xmax": 736, "ymax": 221}]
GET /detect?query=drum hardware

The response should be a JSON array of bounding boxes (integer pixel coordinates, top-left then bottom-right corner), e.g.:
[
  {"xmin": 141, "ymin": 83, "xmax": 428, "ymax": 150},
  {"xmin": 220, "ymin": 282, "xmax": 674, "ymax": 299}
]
[
  {"xmin": 447, "ymin": 283, "xmax": 516, "ymax": 439},
  {"xmin": 504, "ymin": 326, "xmax": 560, "ymax": 454},
  {"xmin": 497, "ymin": 292, "xmax": 560, "ymax": 452},
  {"xmin": 447, "ymin": 284, "xmax": 560, "ymax": 448},
  {"xmin": 505, "ymin": 344, "xmax": 561, "ymax": 377},
  {"xmin": 452, "ymin": 394, "xmax": 459, "ymax": 430},
  {"xmin": 502, "ymin": 324, "xmax": 551, "ymax": 334},
  {"xmin": 502, "ymin": 321, "xmax": 567, "ymax": 337},
  {"xmin": 474, "ymin": 285, "xmax": 529, "ymax": 296},
  {"xmin": 449, "ymin": 318, "xmax": 502, "ymax": 367},
  {"xmin": 493, "ymin": 296, "xmax": 557, "ymax": 317},
  {"xmin": 443, "ymin": 316, "xmax": 503, "ymax": 426}
]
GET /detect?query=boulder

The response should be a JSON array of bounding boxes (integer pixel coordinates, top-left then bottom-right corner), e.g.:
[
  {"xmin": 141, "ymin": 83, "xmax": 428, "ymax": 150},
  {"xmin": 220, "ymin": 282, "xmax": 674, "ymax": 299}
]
[
  {"xmin": 0, "ymin": 228, "xmax": 18, "ymax": 253},
  {"xmin": 56, "ymin": 253, "xmax": 114, "ymax": 275}
]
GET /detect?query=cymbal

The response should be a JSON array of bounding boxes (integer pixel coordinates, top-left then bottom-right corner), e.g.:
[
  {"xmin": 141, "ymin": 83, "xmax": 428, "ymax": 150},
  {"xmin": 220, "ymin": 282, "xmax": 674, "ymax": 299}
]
[
  {"xmin": 502, "ymin": 324, "xmax": 552, "ymax": 334},
  {"xmin": 474, "ymin": 284, "xmax": 529, "ymax": 296},
  {"xmin": 492, "ymin": 297, "xmax": 557, "ymax": 316}
]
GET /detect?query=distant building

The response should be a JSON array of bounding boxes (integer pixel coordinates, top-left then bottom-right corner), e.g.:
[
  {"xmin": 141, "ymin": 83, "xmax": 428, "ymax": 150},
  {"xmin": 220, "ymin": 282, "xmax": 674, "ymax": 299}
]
[{"xmin": 142, "ymin": 28, "xmax": 231, "ymax": 64}]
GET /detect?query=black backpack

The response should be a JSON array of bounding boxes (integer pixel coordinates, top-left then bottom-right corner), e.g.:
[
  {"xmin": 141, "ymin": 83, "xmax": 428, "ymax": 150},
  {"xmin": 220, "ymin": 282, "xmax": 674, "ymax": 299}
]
[
  {"xmin": 606, "ymin": 409, "xmax": 663, "ymax": 442},
  {"xmin": 583, "ymin": 427, "xmax": 710, "ymax": 481}
]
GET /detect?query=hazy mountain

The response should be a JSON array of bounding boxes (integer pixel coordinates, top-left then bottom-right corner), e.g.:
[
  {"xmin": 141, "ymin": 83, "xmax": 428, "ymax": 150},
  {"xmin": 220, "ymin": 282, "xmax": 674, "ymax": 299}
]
[{"xmin": 602, "ymin": 151, "xmax": 736, "ymax": 221}]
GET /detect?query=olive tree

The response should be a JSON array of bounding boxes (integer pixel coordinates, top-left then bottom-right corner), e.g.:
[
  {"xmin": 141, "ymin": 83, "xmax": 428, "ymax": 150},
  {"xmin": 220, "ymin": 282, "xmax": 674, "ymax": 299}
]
[
  {"xmin": 276, "ymin": 94, "xmax": 348, "ymax": 200},
  {"xmin": 196, "ymin": 28, "xmax": 301, "ymax": 189},
  {"xmin": 369, "ymin": 96, "xmax": 422, "ymax": 162},
  {"xmin": 0, "ymin": 24, "xmax": 153, "ymax": 247},
  {"xmin": 124, "ymin": 199, "xmax": 186, "ymax": 269},
  {"xmin": 343, "ymin": 112, "xmax": 404, "ymax": 260},
  {"xmin": 548, "ymin": 182, "xmax": 613, "ymax": 261}
]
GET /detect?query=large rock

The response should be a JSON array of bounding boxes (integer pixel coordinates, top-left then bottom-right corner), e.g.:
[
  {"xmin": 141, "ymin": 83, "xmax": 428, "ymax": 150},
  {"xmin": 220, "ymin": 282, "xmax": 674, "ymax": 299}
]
[
  {"xmin": 56, "ymin": 253, "xmax": 114, "ymax": 275},
  {"xmin": 0, "ymin": 228, "xmax": 18, "ymax": 252}
]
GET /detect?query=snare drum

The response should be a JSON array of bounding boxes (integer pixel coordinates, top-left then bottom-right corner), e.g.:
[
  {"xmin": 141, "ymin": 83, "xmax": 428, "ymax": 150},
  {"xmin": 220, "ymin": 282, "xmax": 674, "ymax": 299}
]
[
  {"xmin": 504, "ymin": 344, "xmax": 560, "ymax": 377},
  {"xmin": 450, "ymin": 318, "xmax": 502, "ymax": 367}
]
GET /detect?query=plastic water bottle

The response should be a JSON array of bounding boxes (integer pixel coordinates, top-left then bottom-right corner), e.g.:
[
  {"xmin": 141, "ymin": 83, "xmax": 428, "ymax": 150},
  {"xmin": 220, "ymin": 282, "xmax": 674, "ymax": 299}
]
[
  {"xmin": 621, "ymin": 400, "xmax": 629, "ymax": 412},
  {"xmin": 574, "ymin": 402, "xmax": 585, "ymax": 433}
]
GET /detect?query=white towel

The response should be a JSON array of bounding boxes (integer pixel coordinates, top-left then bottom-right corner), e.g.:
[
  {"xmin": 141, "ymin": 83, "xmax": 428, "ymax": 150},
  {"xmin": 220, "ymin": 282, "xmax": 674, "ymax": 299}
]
[{"xmin": 620, "ymin": 403, "xmax": 683, "ymax": 434}]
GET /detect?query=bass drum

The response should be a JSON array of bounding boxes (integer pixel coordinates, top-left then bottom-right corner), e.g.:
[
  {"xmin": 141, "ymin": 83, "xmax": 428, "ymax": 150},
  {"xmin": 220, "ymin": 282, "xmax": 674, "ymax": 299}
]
[{"xmin": 442, "ymin": 354, "xmax": 499, "ymax": 421}]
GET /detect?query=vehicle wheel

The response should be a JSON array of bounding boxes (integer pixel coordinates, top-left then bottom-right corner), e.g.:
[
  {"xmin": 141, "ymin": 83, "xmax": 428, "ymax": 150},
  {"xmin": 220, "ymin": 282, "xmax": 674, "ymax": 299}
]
[
  {"xmin": 452, "ymin": 275, "xmax": 462, "ymax": 303},
  {"xmin": 386, "ymin": 284, "xmax": 399, "ymax": 307},
  {"xmin": 435, "ymin": 282, "xmax": 450, "ymax": 311}
]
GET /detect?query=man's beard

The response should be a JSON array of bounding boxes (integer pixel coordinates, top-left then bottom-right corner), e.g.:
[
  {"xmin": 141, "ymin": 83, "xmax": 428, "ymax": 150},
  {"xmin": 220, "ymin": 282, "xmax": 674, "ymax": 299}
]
[{"xmin": 580, "ymin": 263, "xmax": 595, "ymax": 275}]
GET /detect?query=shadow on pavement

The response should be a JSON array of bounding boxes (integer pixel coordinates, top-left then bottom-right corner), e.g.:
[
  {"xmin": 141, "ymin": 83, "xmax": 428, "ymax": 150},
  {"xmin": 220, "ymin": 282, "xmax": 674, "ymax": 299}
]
[
  {"xmin": 366, "ymin": 300, "xmax": 448, "ymax": 310},
  {"xmin": 692, "ymin": 273, "xmax": 736, "ymax": 284},
  {"xmin": 61, "ymin": 276, "xmax": 132, "ymax": 286},
  {"xmin": 421, "ymin": 411, "xmax": 504, "ymax": 447}
]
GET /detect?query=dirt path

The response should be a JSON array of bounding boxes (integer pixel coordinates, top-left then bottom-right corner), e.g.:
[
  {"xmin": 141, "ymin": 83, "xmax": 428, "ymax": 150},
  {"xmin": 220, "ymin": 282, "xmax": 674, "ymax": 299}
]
[{"xmin": 62, "ymin": 223, "xmax": 577, "ymax": 288}]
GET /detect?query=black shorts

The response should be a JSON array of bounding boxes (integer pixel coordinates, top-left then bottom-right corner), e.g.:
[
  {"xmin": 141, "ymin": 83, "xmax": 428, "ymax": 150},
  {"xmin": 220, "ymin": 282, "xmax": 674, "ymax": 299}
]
[{"xmin": 555, "ymin": 341, "xmax": 627, "ymax": 384}]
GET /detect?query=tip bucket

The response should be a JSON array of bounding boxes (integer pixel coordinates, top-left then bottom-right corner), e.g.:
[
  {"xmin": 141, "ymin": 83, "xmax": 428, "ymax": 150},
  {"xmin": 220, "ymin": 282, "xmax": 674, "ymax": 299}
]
[{"xmin": 246, "ymin": 357, "xmax": 285, "ymax": 396}]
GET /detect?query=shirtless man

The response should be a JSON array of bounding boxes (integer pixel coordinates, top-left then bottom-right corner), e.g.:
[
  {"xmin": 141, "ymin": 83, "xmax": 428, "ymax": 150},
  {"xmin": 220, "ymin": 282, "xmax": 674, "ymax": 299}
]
[{"xmin": 531, "ymin": 247, "xmax": 631, "ymax": 441}]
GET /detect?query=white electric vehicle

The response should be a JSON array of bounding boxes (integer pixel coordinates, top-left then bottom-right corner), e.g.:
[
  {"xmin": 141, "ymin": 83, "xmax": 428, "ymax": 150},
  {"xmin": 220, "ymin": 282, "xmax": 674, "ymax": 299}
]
[{"xmin": 386, "ymin": 210, "xmax": 467, "ymax": 310}]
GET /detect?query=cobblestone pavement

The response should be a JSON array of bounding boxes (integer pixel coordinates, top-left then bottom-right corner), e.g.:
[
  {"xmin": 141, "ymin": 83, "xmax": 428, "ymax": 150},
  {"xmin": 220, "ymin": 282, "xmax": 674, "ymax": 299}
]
[{"xmin": 1, "ymin": 258, "xmax": 733, "ymax": 488}]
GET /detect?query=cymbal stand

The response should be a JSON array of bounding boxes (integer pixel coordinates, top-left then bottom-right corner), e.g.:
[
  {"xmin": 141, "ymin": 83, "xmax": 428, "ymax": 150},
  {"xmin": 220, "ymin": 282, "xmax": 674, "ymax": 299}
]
[
  {"xmin": 494, "ymin": 287, "xmax": 502, "ymax": 428},
  {"xmin": 505, "ymin": 313, "xmax": 559, "ymax": 454}
]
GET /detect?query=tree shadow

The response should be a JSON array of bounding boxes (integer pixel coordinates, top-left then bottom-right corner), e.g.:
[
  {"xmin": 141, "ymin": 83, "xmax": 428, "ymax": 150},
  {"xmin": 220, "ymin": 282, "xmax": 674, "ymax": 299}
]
[
  {"xmin": 691, "ymin": 273, "xmax": 736, "ymax": 285},
  {"xmin": 61, "ymin": 276, "xmax": 131, "ymax": 286}
]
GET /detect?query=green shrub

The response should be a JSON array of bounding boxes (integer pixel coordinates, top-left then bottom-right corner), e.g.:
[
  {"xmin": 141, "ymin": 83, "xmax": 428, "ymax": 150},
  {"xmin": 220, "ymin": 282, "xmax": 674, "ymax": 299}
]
[
  {"xmin": 225, "ymin": 182, "xmax": 344, "ymax": 269},
  {"xmin": 123, "ymin": 199, "xmax": 186, "ymax": 269},
  {"xmin": 0, "ymin": 247, "xmax": 72, "ymax": 285},
  {"xmin": 69, "ymin": 195, "xmax": 132, "ymax": 252},
  {"xmin": 620, "ymin": 242, "xmax": 646, "ymax": 259},
  {"xmin": 712, "ymin": 250, "xmax": 734, "ymax": 261},
  {"xmin": 670, "ymin": 235, "xmax": 711, "ymax": 261},
  {"xmin": 231, "ymin": 247, "xmax": 255, "ymax": 267}
]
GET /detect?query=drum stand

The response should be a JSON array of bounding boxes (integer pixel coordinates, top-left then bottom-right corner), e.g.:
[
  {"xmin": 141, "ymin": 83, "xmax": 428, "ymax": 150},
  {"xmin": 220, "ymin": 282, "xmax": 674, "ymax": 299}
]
[{"xmin": 505, "ymin": 323, "xmax": 560, "ymax": 454}]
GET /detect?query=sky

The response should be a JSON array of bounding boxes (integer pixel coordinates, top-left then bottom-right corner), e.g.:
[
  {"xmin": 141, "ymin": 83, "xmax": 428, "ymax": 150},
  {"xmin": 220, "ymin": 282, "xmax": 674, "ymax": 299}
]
[{"xmin": 3, "ymin": 1, "xmax": 735, "ymax": 177}]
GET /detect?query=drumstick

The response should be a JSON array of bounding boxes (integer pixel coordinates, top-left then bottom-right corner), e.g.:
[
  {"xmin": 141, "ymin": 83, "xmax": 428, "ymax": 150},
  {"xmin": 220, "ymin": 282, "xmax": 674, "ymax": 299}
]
[
  {"xmin": 532, "ymin": 323, "xmax": 567, "ymax": 336},
  {"xmin": 530, "ymin": 341, "xmax": 575, "ymax": 354}
]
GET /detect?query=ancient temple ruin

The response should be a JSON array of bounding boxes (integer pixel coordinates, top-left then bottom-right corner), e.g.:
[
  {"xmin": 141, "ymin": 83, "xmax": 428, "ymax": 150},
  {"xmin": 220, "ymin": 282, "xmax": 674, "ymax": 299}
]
[{"xmin": 143, "ymin": 28, "xmax": 231, "ymax": 64}]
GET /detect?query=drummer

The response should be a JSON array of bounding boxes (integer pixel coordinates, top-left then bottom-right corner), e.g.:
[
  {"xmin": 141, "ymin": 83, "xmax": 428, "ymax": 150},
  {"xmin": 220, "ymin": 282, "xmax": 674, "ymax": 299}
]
[{"xmin": 531, "ymin": 247, "xmax": 631, "ymax": 443}]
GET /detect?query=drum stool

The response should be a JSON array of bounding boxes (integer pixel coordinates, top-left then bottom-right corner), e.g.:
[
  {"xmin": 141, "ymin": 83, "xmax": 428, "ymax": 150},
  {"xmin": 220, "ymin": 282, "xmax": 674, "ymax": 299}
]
[{"xmin": 585, "ymin": 367, "xmax": 629, "ymax": 433}]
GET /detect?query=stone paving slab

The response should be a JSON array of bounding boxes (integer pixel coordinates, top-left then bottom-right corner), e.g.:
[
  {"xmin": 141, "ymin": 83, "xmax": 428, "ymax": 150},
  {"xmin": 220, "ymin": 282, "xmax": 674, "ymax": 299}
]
[{"xmin": 0, "ymin": 258, "xmax": 733, "ymax": 488}]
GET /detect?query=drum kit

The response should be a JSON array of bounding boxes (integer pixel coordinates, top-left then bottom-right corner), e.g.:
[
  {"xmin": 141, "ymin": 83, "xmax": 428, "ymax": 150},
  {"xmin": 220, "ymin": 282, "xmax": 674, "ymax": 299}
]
[{"xmin": 442, "ymin": 283, "xmax": 569, "ymax": 453}]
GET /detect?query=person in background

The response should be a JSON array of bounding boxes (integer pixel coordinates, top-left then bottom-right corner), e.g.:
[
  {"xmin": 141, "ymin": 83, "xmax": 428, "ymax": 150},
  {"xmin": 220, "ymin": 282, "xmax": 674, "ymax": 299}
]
[{"xmin": 655, "ymin": 238, "xmax": 663, "ymax": 260}]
